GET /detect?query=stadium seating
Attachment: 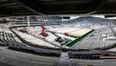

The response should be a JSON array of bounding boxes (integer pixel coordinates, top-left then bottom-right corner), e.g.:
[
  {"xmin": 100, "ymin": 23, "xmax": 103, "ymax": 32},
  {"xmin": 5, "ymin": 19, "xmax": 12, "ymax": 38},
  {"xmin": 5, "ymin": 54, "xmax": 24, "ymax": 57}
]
[
  {"xmin": 0, "ymin": 30, "xmax": 116, "ymax": 60},
  {"xmin": 13, "ymin": 16, "xmax": 61, "ymax": 26},
  {"xmin": 8, "ymin": 44, "xmax": 61, "ymax": 57},
  {"xmin": 0, "ymin": 29, "xmax": 61, "ymax": 57},
  {"xmin": 0, "ymin": 32, "xmax": 14, "ymax": 46},
  {"xmin": 68, "ymin": 50, "xmax": 103, "ymax": 59}
]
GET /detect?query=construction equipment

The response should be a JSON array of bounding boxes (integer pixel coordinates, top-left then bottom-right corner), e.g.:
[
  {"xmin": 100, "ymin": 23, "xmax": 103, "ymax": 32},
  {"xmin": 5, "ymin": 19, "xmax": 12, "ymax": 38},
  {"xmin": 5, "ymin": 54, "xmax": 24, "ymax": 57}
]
[
  {"xmin": 39, "ymin": 16, "xmax": 48, "ymax": 37},
  {"xmin": 55, "ymin": 37, "xmax": 71, "ymax": 46},
  {"xmin": 47, "ymin": 30, "xmax": 71, "ymax": 46}
]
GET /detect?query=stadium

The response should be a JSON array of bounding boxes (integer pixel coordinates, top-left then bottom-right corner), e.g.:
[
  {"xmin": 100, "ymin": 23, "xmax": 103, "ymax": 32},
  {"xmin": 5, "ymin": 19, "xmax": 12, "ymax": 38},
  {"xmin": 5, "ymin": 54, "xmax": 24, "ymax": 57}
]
[{"xmin": 0, "ymin": 0, "xmax": 116, "ymax": 66}]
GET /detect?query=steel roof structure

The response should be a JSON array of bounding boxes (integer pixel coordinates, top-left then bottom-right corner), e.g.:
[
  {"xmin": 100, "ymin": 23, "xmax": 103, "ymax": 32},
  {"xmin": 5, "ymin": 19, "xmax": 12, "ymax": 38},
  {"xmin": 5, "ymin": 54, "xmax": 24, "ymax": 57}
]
[{"xmin": 0, "ymin": 0, "xmax": 116, "ymax": 16}]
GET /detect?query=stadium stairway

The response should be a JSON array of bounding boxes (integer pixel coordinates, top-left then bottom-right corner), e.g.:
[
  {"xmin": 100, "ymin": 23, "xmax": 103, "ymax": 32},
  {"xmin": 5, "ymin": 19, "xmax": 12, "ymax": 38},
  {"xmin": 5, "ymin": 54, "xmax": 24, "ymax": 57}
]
[{"xmin": 55, "ymin": 52, "xmax": 75, "ymax": 66}]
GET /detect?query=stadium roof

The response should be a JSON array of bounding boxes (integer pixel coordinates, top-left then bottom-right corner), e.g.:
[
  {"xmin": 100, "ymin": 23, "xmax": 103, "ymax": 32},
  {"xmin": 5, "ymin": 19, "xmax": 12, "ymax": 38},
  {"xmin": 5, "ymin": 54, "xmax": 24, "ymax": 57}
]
[{"xmin": 0, "ymin": 0, "xmax": 116, "ymax": 16}]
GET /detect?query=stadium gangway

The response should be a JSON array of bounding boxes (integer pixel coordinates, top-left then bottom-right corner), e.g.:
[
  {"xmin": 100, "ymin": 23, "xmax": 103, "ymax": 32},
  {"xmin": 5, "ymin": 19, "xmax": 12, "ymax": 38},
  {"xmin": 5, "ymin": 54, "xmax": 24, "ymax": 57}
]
[{"xmin": 55, "ymin": 52, "xmax": 75, "ymax": 66}]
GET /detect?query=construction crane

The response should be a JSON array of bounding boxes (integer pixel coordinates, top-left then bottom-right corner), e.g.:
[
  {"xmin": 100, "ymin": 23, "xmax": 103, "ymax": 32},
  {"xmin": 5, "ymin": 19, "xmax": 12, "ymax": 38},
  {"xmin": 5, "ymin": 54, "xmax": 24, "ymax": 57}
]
[{"xmin": 39, "ymin": 16, "xmax": 48, "ymax": 37}]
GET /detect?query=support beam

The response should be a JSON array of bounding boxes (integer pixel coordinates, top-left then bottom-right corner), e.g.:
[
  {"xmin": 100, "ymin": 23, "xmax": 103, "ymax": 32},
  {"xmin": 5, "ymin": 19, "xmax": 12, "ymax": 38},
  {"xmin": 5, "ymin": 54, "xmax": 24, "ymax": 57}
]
[
  {"xmin": 0, "ymin": 2, "xmax": 17, "ymax": 7},
  {"xmin": 86, "ymin": 0, "xmax": 107, "ymax": 14},
  {"xmin": 12, "ymin": 0, "xmax": 45, "ymax": 15},
  {"xmin": 27, "ymin": 16, "xmax": 30, "ymax": 27},
  {"xmin": 0, "ymin": 0, "xmax": 8, "ymax": 2},
  {"xmin": 42, "ymin": 0, "xmax": 91, "ymax": 4}
]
